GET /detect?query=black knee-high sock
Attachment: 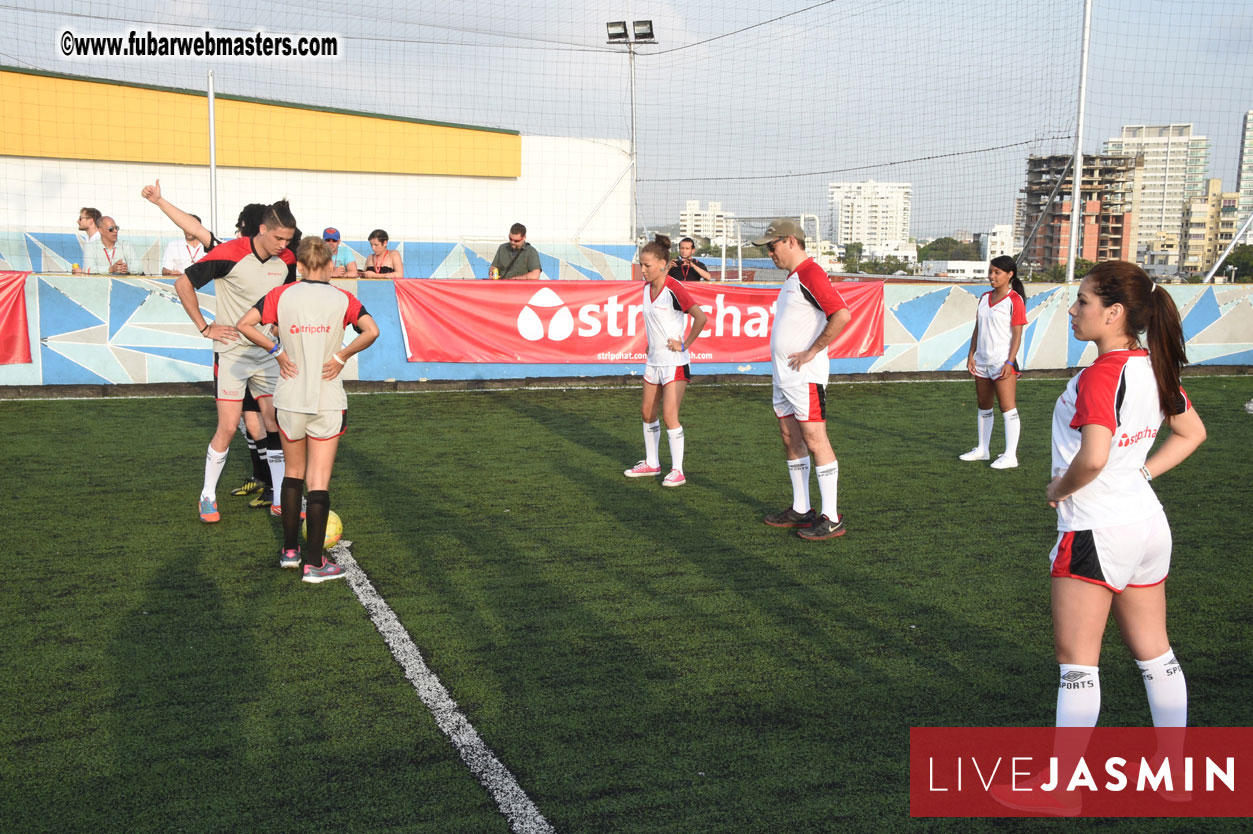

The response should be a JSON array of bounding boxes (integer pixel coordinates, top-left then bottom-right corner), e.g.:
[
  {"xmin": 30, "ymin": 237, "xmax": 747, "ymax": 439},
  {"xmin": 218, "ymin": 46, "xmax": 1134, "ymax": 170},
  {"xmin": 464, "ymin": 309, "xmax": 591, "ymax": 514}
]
[
  {"xmin": 281, "ymin": 476, "xmax": 304, "ymax": 550},
  {"xmin": 304, "ymin": 490, "xmax": 331, "ymax": 568},
  {"xmin": 250, "ymin": 431, "xmax": 270, "ymax": 485}
]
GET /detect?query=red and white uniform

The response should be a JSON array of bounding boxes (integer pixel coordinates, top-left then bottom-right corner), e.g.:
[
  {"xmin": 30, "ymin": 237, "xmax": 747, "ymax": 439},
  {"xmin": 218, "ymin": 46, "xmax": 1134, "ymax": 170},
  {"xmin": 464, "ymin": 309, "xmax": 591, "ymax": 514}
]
[
  {"xmin": 642, "ymin": 277, "xmax": 698, "ymax": 367},
  {"xmin": 769, "ymin": 258, "xmax": 849, "ymax": 387},
  {"xmin": 1050, "ymin": 349, "xmax": 1190, "ymax": 532},
  {"xmin": 972, "ymin": 289, "xmax": 1026, "ymax": 376}
]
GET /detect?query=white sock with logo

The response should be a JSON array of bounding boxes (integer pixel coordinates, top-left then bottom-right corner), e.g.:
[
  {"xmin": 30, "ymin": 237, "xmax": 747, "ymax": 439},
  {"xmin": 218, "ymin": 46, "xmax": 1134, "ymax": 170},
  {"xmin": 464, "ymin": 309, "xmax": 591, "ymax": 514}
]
[
  {"xmin": 787, "ymin": 456, "xmax": 811, "ymax": 514},
  {"xmin": 667, "ymin": 426, "xmax": 685, "ymax": 473},
  {"xmin": 815, "ymin": 460, "xmax": 839, "ymax": 520},
  {"xmin": 1003, "ymin": 408, "xmax": 1021, "ymax": 458},
  {"xmin": 202, "ymin": 444, "xmax": 228, "ymax": 500},
  {"xmin": 977, "ymin": 408, "xmax": 994, "ymax": 453},
  {"xmin": 1137, "ymin": 649, "xmax": 1187, "ymax": 727},
  {"xmin": 643, "ymin": 420, "xmax": 661, "ymax": 468},
  {"xmin": 1056, "ymin": 663, "xmax": 1101, "ymax": 727}
]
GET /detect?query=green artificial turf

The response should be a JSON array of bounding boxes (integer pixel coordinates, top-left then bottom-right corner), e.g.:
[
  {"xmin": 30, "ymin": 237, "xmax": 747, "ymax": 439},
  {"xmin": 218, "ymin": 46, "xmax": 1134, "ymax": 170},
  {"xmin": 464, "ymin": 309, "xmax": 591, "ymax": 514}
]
[{"xmin": 2, "ymin": 376, "xmax": 1250, "ymax": 833}]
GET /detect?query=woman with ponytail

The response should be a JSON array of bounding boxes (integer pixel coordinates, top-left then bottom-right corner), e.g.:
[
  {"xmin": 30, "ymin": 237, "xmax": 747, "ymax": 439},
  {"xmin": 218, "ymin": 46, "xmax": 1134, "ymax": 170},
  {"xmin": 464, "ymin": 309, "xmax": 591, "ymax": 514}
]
[
  {"xmin": 1043, "ymin": 260, "xmax": 1205, "ymax": 730},
  {"xmin": 959, "ymin": 255, "xmax": 1028, "ymax": 468},
  {"xmin": 623, "ymin": 234, "xmax": 708, "ymax": 487}
]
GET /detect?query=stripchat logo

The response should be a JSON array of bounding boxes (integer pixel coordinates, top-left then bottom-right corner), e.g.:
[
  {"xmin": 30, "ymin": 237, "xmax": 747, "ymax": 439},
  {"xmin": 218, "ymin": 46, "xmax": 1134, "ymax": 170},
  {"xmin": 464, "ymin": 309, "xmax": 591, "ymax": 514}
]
[
  {"xmin": 1117, "ymin": 427, "xmax": 1159, "ymax": 448},
  {"xmin": 290, "ymin": 324, "xmax": 333, "ymax": 334},
  {"xmin": 517, "ymin": 288, "xmax": 575, "ymax": 342}
]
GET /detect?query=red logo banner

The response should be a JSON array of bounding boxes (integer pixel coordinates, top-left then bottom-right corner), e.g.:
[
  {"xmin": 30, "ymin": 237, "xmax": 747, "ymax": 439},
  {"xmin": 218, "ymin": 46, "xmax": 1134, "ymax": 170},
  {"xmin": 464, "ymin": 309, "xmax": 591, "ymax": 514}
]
[
  {"xmin": 0, "ymin": 272, "xmax": 32, "ymax": 366},
  {"xmin": 911, "ymin": 727, "xmax": 1253, "ymax": 817},
  {"xmin": 394, "ymin": 279, "xmax": 884, "ymax": 364}
]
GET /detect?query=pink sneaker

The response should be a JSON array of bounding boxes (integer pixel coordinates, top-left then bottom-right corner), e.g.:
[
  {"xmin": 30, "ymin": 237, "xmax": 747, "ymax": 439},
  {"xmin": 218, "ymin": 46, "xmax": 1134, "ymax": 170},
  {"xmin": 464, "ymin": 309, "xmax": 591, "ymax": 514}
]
[
  {"xmin": 624, "ymin": 460, "xmax": 662, "ymax": 478},
  {"xmin": 661, "ymin": 469, "xmax": 686, "ymax": 488}
]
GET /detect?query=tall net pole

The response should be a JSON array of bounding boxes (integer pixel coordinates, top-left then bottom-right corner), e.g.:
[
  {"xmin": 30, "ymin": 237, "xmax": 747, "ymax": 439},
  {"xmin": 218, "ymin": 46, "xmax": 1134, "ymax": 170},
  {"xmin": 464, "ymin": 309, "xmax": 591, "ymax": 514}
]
[{"xmin": 1066, "ymin": 0, "xmax": 1094, "ymax": 283}]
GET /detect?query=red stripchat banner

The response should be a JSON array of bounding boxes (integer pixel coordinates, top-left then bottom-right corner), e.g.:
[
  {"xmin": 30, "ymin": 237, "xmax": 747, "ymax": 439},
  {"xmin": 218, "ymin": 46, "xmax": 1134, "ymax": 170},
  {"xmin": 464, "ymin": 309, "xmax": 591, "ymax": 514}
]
[
  {"xmin": 910, "ymin": 727, "xmax": 1253, "ymax": 817},
  {"xmin": 393, "ymin": 279, "xmax": 884, "ymax": 364},
  {"xmin": 0, "ymin": 272, "xmax": 32, "ymax": 365}
]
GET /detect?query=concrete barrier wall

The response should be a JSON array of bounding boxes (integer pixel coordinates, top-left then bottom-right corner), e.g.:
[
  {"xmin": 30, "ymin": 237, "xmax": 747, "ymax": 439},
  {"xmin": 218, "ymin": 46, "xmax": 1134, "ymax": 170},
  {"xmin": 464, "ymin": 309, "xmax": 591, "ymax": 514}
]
[{"xmin": 2, "ymin": 276, "xmax": 1250, "ymax": 386}]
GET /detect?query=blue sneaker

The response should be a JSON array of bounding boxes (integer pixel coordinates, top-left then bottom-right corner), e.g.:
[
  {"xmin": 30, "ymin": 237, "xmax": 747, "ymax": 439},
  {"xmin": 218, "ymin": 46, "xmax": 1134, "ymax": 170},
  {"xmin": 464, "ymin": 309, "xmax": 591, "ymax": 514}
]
[
  {"xmin": 199, "ymin": 496, "xmax": 220, "ymax": 523},
  {"xmin": 302, "ymin": 560, "xmax": 346, "ymax": 584},
  {"xmin": 279, "ymin": 547, "xmax": 301, "ymax": 569}
]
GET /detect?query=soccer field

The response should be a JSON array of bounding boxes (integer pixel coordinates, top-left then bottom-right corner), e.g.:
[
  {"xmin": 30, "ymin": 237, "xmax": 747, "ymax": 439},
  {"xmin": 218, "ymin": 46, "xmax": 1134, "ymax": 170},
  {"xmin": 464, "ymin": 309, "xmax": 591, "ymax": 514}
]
[{"xmin": 3, "ymin": 376, "xmax": 1251, "ymax": 833}]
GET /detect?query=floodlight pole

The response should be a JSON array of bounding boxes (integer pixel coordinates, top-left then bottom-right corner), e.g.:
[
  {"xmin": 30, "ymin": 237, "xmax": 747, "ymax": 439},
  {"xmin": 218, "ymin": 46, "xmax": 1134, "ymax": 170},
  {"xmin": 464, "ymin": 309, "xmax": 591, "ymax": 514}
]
[
  {"xmin": 1065, "ymin": 0, "xmax": 1093, "ymax": 284},
  {"xmin": 207, "ymin": 70, "xmax": 218, "ymax": 237},
  {"xmin": 629, "ymin": 39, "xmax": 637, "ymax": 245}
]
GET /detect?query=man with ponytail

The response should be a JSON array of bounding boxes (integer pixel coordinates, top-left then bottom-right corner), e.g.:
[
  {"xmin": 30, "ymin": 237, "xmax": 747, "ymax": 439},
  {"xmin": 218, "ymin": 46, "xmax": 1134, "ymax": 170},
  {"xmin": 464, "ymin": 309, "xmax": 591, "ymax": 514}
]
[{"xmin": 1042, "ymin": 260, "xmax": 1205, "ymax": 734}]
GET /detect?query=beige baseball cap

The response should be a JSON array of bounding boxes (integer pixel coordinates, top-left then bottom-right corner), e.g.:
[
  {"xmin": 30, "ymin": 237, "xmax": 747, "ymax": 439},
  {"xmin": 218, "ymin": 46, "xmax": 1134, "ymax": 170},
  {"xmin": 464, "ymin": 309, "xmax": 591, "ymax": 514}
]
[{"xmin": 751, "ymin": 218, "xmax": 805, "ymax": 246}]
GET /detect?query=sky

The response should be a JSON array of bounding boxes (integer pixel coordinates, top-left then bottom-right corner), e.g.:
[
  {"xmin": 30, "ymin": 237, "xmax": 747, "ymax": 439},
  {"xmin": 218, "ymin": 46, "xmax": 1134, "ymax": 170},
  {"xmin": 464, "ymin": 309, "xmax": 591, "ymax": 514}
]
[{"xmin": 3, "ymin": 0, "xmax": 1251, "ymax": 240}]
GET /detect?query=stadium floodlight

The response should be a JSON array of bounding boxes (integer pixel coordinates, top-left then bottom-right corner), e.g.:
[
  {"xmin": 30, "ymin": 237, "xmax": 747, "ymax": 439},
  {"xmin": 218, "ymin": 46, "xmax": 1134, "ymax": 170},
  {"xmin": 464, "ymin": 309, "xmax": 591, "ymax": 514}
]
[{"xmin": 606, "ymin": 19, "xmax": 659, "ymax": 245}]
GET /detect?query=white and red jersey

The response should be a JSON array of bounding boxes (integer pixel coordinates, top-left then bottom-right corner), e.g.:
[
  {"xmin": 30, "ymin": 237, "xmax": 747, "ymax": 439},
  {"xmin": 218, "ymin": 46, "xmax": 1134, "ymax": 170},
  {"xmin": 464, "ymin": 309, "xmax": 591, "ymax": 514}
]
[
  {"xmin": 187, "ymin": 236, "xmax": 296, "ymax": 357},
  {"xmin": 770, "ymin": 258, "xmax": 849, "ymax": 386},
  {"xmin": 973, "ymin": 289, "xmax": 1027, "ymax": 367},
  {"xmin": 642, "ymin": 276, "xmax": 699, "ymax": 366},
  {"xmin": 255, "ymin": 279, "xmax": 368, "ymax": 414},
  {"xmin": 1050, "ymin": 349, "xmax": 1190, "ymax": 531}
]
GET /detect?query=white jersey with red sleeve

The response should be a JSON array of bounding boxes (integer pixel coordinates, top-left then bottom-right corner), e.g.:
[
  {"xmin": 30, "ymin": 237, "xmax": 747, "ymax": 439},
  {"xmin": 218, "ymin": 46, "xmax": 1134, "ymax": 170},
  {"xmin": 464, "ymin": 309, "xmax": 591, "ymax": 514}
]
[
  {"xmin": 973, "ymin": 289, "xmax": 1027, "ymax": 367},
  {"xmin": 769, "ymin": 258, "xmax": 850, "ymax": 386},
  {"xmin": 1050, "ymin": 349, "xmax": 1191, "ymax": 531},
  {"xmin": 642, "ymin": 277, "xmax": 699, "ymax": 366},
  {"xmin": 255, "ymin": 280, "xmax": 368, "ymax": 414}
]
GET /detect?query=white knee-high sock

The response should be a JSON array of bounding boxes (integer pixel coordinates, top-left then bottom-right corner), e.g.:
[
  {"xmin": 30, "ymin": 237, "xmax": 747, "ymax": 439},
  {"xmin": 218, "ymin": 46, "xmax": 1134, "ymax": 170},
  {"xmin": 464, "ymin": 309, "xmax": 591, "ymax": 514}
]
[
  {"xmin": 202, "ymin": 444, "xmax": 229, "ymax": 500},
  {"xmin": 1137, "ymin": 649, "xmax": 1187, "ymax": 727},
  {"xmin": 1003, "ymin": 408, "xmax": 1021, "ymax": 458},
  {"xmin": 788, "ymin": 456, "xmax": 811, "ymax": 514},
  {"xmin": 977, "ymin": 408, "xmax": 994, "ymax": 453},
  {"xmin": 1056, "ymin": 663, "xmax": 1101, "ymax": 727},
  {"xmin": 265, "ymin": 432, "xmax": 285, "ymax": 507},
  {"xmin": 667, "ymin": 426, "xmax": 685, "ymax": 473},
  {"xmin": 643, "ymin": 420, "xmax": 661, "ymax": 468},
  {"xmin": 815, "ymin": 460, "xmax": 839, "ymax": 520}
]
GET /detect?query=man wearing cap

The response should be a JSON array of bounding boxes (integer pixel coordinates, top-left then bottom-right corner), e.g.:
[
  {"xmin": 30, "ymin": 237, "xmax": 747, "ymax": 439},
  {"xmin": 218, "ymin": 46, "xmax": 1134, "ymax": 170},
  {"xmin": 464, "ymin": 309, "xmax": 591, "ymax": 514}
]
[
  {"xmin": 323, "ymin": 228, "xmax": 357, "ymax": 277},
  {"xmin": 754, "ymin": 219, "xmax": 852, "ymax": 540}
]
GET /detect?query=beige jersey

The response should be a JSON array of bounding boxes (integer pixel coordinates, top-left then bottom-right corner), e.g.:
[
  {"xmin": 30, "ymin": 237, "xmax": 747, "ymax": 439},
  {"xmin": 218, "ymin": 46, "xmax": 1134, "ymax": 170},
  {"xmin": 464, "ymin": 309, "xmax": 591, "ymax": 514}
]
[
  {"xmin": 187, "ymin": 236, "xmax": 296, "ymax": 356},
  {"xmin": 255, "ymin": 280, "xmax": 369, "ymax": 414}
]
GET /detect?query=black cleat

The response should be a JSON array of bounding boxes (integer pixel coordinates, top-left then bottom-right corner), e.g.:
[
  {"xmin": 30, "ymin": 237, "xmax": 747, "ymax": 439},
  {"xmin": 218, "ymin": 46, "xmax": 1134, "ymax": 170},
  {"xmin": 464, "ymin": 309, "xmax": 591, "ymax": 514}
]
[
  {"xmin": 797, "ymin": 513, "xmax": 846, "ymax": 540},
  {"xmin": 763, "ymin": 507, "xmax": 817, "ymax": 528}
]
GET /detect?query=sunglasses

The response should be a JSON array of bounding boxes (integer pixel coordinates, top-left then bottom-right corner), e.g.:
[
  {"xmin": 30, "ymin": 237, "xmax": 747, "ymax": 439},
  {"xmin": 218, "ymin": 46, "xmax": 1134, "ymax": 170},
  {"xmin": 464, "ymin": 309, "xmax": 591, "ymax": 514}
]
[
  {"xmin": 323, "ymin": 237, "xmax": 337, "ymax": 242},
  {"xmin": 765, "ymin": 237, "xmax": 786, "ymax": 253},
  {"xmin": 105, "ymin": 226, "xmax": 119, "ymax": 232}
]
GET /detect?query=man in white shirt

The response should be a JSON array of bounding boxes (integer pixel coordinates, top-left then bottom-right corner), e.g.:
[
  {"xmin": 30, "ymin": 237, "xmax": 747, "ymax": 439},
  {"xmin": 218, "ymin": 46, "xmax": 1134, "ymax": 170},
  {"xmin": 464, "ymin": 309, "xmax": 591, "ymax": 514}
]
[
  {"xmin": 77, "ymin": 207, "xmax": 102, "ymax": 243},
  {"xmin": 162, "ymin": 216, "xmax": 207, "ymax": 275},
  {"xmin": 77, "ymin": 216, "xmax": 136, "ymax": 275},
  {"xmin": 755, "ymin": 219, "xmax": 852, "ymax": 541}
]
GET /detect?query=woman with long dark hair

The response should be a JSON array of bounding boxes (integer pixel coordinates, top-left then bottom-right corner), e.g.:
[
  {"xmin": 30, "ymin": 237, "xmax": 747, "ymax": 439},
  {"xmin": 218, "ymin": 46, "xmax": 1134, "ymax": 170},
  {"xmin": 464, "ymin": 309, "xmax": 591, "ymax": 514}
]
[
  {"xmin": 959, "ymin": 255, "xmax": 1028, "ymax": 468},
  {"xmin": 1044, "ymin": 260, "xmax": 1204, "ymax": 730}
]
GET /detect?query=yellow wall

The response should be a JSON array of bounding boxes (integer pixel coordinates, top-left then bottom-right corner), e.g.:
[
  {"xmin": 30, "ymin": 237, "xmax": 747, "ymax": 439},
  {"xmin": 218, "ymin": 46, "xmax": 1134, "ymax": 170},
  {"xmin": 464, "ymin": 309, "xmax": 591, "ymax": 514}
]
[{"xmin": 0, "ymin": 69, "xmax": 520, "ymax": 177}]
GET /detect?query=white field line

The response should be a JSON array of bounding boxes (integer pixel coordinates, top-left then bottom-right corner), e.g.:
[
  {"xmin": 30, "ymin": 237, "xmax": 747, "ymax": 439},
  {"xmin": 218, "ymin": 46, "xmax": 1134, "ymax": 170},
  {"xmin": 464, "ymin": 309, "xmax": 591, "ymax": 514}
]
[
  {"xmin": 3, "ymin": 374, "xmax": 1247, "ymax": 402},
  {"xmin": 332, "ymin": 541, "xmax": 555, "ymax": 834}
]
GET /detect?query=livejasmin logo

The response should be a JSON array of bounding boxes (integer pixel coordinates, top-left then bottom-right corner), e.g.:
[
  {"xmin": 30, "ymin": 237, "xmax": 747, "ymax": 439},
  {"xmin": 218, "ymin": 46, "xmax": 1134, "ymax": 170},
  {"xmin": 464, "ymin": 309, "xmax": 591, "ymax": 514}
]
[{"xmin": 516, "ymin": 287, "xmax": 775, "ymax": 342}]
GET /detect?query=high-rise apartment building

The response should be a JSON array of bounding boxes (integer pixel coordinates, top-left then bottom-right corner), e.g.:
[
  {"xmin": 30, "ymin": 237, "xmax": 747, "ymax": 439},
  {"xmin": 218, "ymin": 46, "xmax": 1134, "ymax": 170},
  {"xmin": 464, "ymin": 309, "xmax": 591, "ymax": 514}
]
[
  {"xmin": 1237, "ymin": 111, "xmax": 1253, "ymax": 245},
  {"xmin": 827, "ymin": 181, "xmax": 911, "ymax": 248},
  {"xmin": 1019, "ymin": 154, "xmax": 1140, "ymax": 268},
  {"xmin": 678, "ymin": 200, "xmax": 735, "ymax": 244},
  {"xmin": 1103, "ymin": 124, "xmax": 1210, "ymax": 256},
  {"xmin": 1180, "ymin": 179, "xmax": 1240, "ymax": 276}
]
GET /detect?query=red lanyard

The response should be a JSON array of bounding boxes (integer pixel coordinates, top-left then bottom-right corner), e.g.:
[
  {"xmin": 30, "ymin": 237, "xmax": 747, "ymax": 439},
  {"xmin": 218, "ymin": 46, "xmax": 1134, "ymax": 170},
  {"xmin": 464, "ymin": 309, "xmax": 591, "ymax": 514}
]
[{"xmin": 103, "ymin": 246, "xmax": 116, "ymax": 265}]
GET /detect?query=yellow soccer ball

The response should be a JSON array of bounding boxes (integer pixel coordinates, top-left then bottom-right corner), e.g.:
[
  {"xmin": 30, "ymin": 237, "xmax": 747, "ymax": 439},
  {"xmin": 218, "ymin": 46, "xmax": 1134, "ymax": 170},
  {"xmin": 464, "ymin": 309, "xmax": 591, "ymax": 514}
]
[{"xmin": 303, "ymin": 510, "xmax": 343, "ymax": 549}]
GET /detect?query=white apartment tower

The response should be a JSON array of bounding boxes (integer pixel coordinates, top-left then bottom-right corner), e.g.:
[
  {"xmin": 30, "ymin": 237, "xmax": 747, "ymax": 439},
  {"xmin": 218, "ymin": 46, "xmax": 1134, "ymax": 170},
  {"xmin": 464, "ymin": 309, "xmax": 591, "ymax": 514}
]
[
  {"xmin": 827, "ymin": 181, "xmax": 911, "ymax": 248},
  {"xmin": 679, "ymin": 200, "xmax": 736, "ymax": 244},
  {"xmin": 1103, "ymin": 124, "xmax": 1210, "ymax": 254},
  {"xmin": 1237, "ymin": 111, "xmax": 1253, "ymax": 244}
]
